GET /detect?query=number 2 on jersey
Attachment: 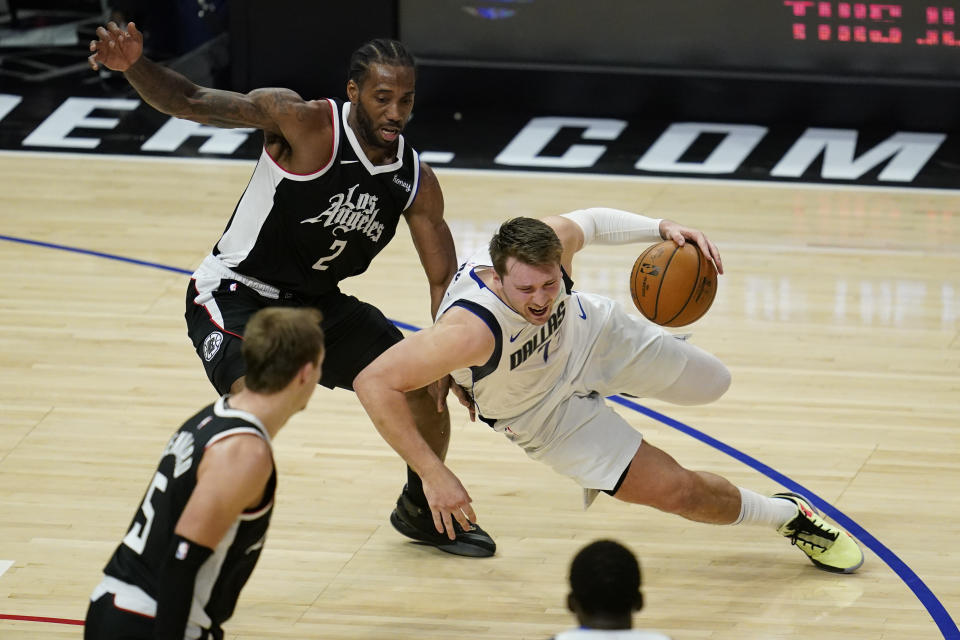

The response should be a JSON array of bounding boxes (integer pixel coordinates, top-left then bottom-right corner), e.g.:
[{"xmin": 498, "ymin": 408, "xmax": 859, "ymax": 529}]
[{"xmin": 312, "ymin": 239, "xmax": 347, "ymax": 271}]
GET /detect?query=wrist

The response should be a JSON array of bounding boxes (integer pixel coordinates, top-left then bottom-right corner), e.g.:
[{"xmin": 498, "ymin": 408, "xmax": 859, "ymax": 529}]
[{"xmin": 417, "ymin": 457, "xmax": 447, "ymax": 483}]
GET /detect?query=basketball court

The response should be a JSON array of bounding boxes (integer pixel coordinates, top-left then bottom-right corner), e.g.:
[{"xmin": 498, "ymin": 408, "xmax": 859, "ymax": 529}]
[{"xmin": 1, "ymin": 148, "xmax": 958, "ymax": 638}]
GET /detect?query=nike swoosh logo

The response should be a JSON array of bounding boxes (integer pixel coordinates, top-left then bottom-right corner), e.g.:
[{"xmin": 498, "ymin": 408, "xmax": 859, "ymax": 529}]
[
  {"xmin": 576, "ymin": 297, "xmax": 586, "ymax": 319},
  {"xmin": 340, "ymin": 160, "xmax": 359, "ymax": 164},
  {"xmin": 509, "ymin": 329, "xmax": 523, "ymax": 342}
]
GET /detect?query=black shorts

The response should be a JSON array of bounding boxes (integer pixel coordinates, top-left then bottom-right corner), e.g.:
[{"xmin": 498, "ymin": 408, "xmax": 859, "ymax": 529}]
[
  {"xmin": 85, "ymin": 593, "xmax": 151, "ymax": 639},
  {"xmin": 185, "ymin": 279, "xmax": 404, "ymax": 395},
  {"xmin": 84, "ymin": 593, "xmax": 221, "ymax": 640}
]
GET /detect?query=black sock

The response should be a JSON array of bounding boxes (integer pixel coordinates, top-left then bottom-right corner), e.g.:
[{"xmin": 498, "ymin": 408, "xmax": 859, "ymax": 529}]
[{"xmin": 405, "ymin": 466, "xmax": 427, "ymax": 506}]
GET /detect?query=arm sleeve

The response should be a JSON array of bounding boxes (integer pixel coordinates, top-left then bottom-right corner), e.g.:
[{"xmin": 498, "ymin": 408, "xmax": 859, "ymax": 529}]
[
  {"xmin": 559, "ymin": 207, "xmax": 663, "ymax": 246},
  {"xmin": 153, "ymin": 534, "xmax": 213, "ymax": 640}
]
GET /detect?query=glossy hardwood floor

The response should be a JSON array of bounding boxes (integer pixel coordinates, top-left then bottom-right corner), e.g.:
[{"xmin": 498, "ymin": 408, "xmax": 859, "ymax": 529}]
[{"xmin": 1, "ymin": 151, "xmax": 958, "ymax": 639}]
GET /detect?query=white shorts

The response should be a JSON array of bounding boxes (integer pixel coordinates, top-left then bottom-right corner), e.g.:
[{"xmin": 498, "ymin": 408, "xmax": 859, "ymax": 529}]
[{"xmin": 500, "ymin": 292, "xmax": 691, "ymax": 494}]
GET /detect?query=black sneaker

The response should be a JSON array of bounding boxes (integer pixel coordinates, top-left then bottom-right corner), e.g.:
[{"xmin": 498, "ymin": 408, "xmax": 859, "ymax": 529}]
[{"xmin": 390, "ymin": 491, "xmax": 496, "ymax": 557}]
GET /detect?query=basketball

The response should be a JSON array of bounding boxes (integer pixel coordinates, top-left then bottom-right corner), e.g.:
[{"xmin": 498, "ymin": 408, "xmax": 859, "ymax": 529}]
[{"xmin": 629, "ymin": 240, "xmax": 717, "ymax": 327}]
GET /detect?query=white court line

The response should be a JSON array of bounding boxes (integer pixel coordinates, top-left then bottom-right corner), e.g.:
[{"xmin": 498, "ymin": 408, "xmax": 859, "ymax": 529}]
[
  {"xmin": 0, "ymin": 560, "xmax": 14, "ymax": 578},
  {"xmin": 1, "ymin": 149, "xmax": 959, "ymax": 195}
]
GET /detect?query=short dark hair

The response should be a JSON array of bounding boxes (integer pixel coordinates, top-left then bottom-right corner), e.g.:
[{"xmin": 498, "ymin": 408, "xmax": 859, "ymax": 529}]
[
  {"xmin": 242, "ymin": 307, "xmax": 324, "ymax": 393},
  {"xmin": 489, "ymin": 217, "xmax": 563, "ymax": 277},
  {"xmin": 348, "ymin": 38, "xmax": 416, "ymax": 86},
  {"xmin": 569, "ymin": 540, "xmax": 641, "ymax": 617}
]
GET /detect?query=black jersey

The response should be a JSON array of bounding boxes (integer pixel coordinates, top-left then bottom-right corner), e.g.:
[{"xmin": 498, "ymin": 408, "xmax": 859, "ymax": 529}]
[
  {"xmin": 212, "ymin": 98, "xmax": 422, "ymax": 297},
  {"xmin": 98, "ymin": 396, "xmax": 275, "ymax": 637}
]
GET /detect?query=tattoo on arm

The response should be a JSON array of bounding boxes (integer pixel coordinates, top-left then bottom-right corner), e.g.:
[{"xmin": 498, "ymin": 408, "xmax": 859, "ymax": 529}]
[{"xmin": 123, "ymin": 57, "xmax": 290, "ymax": 133}]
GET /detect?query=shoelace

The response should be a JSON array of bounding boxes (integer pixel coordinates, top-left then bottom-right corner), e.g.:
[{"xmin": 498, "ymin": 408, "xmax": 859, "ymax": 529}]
[{"xmin": 789, "ymin": 518, "xmax": 836, "ymax": 551}]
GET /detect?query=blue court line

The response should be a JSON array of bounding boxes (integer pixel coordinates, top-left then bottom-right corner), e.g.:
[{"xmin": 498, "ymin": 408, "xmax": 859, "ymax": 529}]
[
  {"xmin": 608, "ymin": 396, "xmax": 959, "ymax": 640},
  {"xmin": 4, "ymin": 232, "xmax": 957, "ymax": 639},
  {"xmin": 0, "ymin": 234, "xmax": 194, "ymax": 275}
]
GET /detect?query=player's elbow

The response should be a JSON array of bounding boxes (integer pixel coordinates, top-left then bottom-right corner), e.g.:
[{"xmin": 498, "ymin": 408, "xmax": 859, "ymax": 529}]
[
  {"xmin": 352, "ymin": 368, "xmax": 379, "ymax": 401},
  {"xmin": 353, "ymin": 365, "xmax": 402, "ymax": 401},
  {"xmin": 704, "ymin": 365, "xmax": 731, "ymax": 403}
]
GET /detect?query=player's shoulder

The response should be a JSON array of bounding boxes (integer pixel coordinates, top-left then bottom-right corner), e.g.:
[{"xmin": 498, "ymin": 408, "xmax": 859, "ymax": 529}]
[
  {"xmin": 300, "ymin": 97, "xmax": 337, "ymax": 125},
  {"xmin": 205, "ymin": 429, "xmax": 273, "ymax": 474},
  {"xmin": 250, "ymin": 89, "xmax": 335, "ymax": 126}
]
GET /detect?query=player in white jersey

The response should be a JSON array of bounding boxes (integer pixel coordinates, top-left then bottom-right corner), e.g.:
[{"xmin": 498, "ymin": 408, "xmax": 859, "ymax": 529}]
[
  {"xmin": 552, "ymin": 539, "xmax": 670, "ymax": 640},
  {"xmin": 355, "ymin": 209, "xmax": 864, "ymax": 574}
]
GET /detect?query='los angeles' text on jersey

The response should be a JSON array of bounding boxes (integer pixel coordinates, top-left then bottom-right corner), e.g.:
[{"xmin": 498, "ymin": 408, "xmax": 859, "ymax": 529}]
[{"xmin": 300, "ymin": 183, "xmax": 386, "ymax": 242}]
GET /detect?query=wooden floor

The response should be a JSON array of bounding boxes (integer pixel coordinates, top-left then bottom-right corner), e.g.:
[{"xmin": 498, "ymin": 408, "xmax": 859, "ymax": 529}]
[{"xmin": 1, "ymin": 151, "xmax": 958, "ymax": 639}]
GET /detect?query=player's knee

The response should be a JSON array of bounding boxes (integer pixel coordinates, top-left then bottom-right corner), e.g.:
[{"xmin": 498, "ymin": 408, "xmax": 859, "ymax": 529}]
[
  {"xmin": 405, "ymin": 386, "xmax": 446, "ymax": 419},
  {"xmin": 404, "ymin": 385, "xmax": 430, "ymax": 407}
]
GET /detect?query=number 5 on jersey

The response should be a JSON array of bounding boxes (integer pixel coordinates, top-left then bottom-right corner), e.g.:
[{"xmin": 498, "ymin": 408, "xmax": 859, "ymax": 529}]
[
  {"xmin": 122, "ymin": 471, "xmax": 168, "ymax": 554},
  {"xmin": 312, "ymin": 239, "xmax": 347, "ymax": 271}
]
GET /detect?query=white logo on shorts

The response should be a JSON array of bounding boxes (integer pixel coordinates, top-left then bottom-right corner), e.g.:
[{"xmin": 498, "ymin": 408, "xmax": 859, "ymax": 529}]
[{"xmin": 202, "ymin": 331, "xmax": 223, "ymax": 362}]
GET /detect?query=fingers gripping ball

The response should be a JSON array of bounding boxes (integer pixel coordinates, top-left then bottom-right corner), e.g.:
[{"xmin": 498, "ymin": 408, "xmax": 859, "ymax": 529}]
[{"xmin": 630, "ymin": 240, "xmax": 717, "ymax": 327}]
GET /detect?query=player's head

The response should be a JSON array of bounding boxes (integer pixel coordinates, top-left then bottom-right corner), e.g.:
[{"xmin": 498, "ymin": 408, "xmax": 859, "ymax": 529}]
[
  {"xmin": 567, "ymin": 539, "xmax": 643, "ymax": 629},
  {"xmin": 347, "ymin": 39, "xmax": 416, "ymax": 149},
  {"xmin": 489, "ymin": 217, "xmax": 564, "ymax": 325},
  {"xmin": 242, "ymin": 308, "xmax": 325, "ymax": 405}
]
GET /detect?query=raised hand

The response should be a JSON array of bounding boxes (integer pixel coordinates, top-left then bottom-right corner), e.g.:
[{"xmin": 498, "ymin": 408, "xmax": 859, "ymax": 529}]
[{"xmin": 88, "ymin": 22, "xmax": 144, "ymax": 72}]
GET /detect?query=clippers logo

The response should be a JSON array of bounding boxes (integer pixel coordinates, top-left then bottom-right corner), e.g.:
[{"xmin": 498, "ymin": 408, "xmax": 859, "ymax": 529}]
[
  {"xmin": 509, "ymin": 300, "xmax": 566, "ymax": 369},
  {"xmin": 202, "ymin": 331, "xmax": 223, "ymax": 362}
]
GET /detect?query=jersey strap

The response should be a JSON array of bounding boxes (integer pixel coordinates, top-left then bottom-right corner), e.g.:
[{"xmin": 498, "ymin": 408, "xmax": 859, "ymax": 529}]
[{"xmin": 450, "ymin": 299, "xmax": 502, "ymax": 381}]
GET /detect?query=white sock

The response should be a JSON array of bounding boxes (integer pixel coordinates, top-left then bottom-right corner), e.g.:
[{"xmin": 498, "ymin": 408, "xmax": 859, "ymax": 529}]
[{"xmin": 732, "ymin": 488, "xmax": 798, "ymax": 528}]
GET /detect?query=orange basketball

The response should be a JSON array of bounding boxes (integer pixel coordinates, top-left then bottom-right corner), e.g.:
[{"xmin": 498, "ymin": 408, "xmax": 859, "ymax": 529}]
[{"xmin": 629, "ymin": 240, "xmax": 717, "ymax": 327}]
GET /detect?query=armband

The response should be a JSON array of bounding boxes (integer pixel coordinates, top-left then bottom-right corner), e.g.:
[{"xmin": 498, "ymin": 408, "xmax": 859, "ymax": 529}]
[
  {"xmin": 154, "ymin": 534, "xmax": 213, "ymax": 640},
  {"xmin": 559, "ymin": 208, "xmax": 662, "ymax": 246}
]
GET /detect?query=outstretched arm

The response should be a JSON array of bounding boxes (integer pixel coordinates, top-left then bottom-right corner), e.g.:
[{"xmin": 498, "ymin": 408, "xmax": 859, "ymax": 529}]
[
  {"xmin": 353, "ymin": 308, "xmax": 494, "ymax": 538},
  {"xmin": 543, "ymin": 208, "xmax": 724, "ymax": 276},
  {"xmin": 88, "ymin": 21, "xmax": 324, "ymax": 141}
]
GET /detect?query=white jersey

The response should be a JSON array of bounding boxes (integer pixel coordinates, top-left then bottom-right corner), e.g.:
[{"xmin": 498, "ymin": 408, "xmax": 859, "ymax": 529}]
[
  {"xmin": 437, "ymin": 249, "xmax": 689, "ymax": 491},
  {"xmin": 437, "ymin": 248, "xmax": 579, "ymax": 422},
  {"xmin": 554, "ymin": 628, "xmax": 671, "ymax": 640}
]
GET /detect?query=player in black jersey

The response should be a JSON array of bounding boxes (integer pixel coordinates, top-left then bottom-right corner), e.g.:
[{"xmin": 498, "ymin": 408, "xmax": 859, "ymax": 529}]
[
  {"xmin": 84, "ymin": 307, "xmax": 325, "ymax": 640},
  {"xmin": 89, "ymin": 22, "xmax": 495, "ymax": 557}
]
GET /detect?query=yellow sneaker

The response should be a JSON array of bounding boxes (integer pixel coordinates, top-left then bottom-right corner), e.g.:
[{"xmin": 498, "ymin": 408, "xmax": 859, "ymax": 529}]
[{"xmin": 773, "ymin": 492, "xmax": 864, "ymax": 574}]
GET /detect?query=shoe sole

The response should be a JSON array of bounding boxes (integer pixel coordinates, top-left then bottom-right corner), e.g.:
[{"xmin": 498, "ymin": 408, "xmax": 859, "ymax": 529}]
[
  {"xmin": 389, "ymin": 509, "xmax": 495, "ymax": 558},
  {"xmin": 810, "ymin": 550, "xmax": 864, "ymax": 574}
]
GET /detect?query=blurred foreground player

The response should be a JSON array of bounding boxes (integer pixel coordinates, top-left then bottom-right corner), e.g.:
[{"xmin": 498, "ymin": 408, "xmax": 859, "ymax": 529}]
[
  {"xmin": 88, "ymin": 22, "xmax": 494, "ymax": 557},
  {"xmin": 85, "ymin": 308, "xmax": 324, "ymax": 639},
  {"xmin": 356, "ymin": 209, "xmax": 864, "ymax": 573},
  {"xmin": 553, "ymin": 539, "xmax": 669, "ymax": 640}
]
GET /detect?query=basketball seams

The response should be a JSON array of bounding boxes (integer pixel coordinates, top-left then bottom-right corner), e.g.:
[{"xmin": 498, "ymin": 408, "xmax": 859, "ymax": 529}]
[
  {"xmin": 630, "ymin": 242, "xmax": 656, "ymax": 316},
  {"xmin": 653, "ymin": 243, "xmax": 680, "ymax": 323},
  {"xmin": 663, "ymin": 243, "xmax": 702, "ymax": 326}
]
